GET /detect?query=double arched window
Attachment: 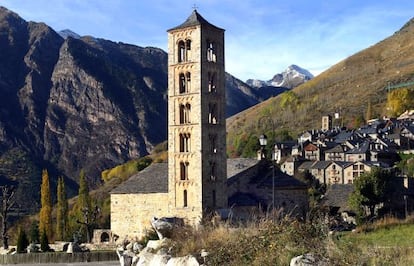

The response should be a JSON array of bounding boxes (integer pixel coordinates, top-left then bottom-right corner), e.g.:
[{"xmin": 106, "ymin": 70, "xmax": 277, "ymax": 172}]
[
  {"xmin": 179, "ymin": 103, "xmax": 191, "ymax": 124},
  {"xmin": 179, "ymin": 72, "xmax": 191, "ymax": 93},
  {"xmin": 179, "ymin": 133, "xmax": 191, "ymax": 152},
  {"xmin": 178, "ymin": 39, "xmax": 192, "ymax": 63},
  {"xmin": 207, "ymin": 40, "xmax": 217, "ymax": 62}
]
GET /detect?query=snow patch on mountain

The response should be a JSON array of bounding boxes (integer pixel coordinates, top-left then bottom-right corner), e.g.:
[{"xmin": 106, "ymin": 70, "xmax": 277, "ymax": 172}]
[{"xmin": 246, "ymin": 65, "xmax": 314, "ymax": 89}]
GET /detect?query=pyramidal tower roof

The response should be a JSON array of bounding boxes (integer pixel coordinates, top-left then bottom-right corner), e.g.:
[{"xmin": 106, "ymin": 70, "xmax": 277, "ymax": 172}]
[{"xmin": 168, "ymin": 10, "xmax": 224, "ymax": 32}]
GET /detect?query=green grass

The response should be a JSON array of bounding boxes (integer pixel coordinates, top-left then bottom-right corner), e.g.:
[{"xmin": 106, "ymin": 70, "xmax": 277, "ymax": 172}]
[{"xmin": 345, "ymin": 223, "xmax": 414, "ymax": 247}]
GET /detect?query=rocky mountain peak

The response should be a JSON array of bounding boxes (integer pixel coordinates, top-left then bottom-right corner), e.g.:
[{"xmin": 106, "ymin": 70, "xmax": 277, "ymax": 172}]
[
  {"xmin": 246, "ymin": 64, "xmax": 314, "ymax": 89},
  {"xmin": 59, "ymin": 29, "xmax": 81, "ymax": 39}
]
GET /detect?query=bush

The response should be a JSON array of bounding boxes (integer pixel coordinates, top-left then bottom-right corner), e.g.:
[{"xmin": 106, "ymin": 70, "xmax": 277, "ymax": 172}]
[{"xmin": 16, "ymin": 228, "xmax": 29, "ymax": 253}]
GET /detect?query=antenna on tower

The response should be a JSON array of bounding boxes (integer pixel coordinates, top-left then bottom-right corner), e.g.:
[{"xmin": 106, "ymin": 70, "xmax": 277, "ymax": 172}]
[{"xmin": 192, "ymin": 4, "xmax": 198, "ymax": 11}]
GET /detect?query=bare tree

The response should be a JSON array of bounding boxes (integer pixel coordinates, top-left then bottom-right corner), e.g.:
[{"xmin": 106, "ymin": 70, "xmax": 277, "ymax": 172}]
[{"xmin": 0, "ymin": 184, "xmax": 16, "ymax": 249}]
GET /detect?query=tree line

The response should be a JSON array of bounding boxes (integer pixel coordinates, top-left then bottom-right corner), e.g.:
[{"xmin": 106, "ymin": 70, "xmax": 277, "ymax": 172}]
[{"xmin": 0, "ymin": 169, "xmax": 98, "ymax": 252}]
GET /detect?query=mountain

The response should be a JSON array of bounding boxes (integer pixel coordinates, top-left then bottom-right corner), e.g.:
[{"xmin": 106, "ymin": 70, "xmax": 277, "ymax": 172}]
[
  {"xmin": 0, "ymin": 7, "xmax": 168, "ymax": 209},
  {"xmin": 246, "ymin": 64, "xmax": 314, "ymax": 89},
  {"xmin": 0, "ymin": 7, "xmax": 281, "ymax": 211},
  {"xmin": 227, "ymin": 17, "xmax": 414, "ymax": 153},
  {"xmin": 58, "ymin": 29, "xmax": 81, "ymax": 39},
  {"xmin": 225, "ymin": 74, "xmax": 288, "ymax": 117}
]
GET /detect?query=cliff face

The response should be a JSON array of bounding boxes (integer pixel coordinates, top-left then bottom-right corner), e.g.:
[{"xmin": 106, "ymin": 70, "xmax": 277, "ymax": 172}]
[
  {"xmin": 43, "ymin": 37, "xmax": 167, "ymax": 184},
  {"xmin": 0, "ymin": 7, "xmax": 168, "ymax": 207},
  {"xmin": 0, "ymin": 7, "xmax": 279, "ymax": 211}
]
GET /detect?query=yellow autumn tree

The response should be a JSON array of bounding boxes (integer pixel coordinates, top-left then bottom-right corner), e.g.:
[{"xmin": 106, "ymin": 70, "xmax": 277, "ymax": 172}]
[
  {"xmin": 39, "ymin": 169, "xmax": 52, "ymax": 240},
  {"xmin": 386, "ymin": 88, "xmax": 414, "ymax": 117}
]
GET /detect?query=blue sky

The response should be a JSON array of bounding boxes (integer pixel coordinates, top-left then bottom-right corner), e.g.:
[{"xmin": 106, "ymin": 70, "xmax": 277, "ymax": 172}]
[{"xmin": 1, "ymin": 0, "xmax": 413, "ymax": 81}]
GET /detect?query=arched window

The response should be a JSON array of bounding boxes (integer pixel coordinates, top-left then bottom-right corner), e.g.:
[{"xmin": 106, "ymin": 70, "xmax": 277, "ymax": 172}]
[
  {"xmin": 180, "ymin": 161, "xmax": 189, "ymax": 180},
  {"xmin": 186, "ymin": 72, "xmax": 191, "ymax": 92},
  {"xmin": 178, "ymin": 39, "xmax": 192, "ymax": 63},
  {"xmin": 185, "ymin": 103, "xmax": 191, "ymax": 123},
  {"xmin": 209, "ymin": 134, "xmax": 217, "ymax": 153},
  {"xmin": 186, "ymin": 40, "xmax": 191, "ymax": 61},
  {"xmin": 208, "ymin": 103, "xmax": 218, "ymax": 124},
  {"xmin": 210, "ymin": 161, "xmax": 216, "ymax": 181},
  {"xmin": 208, "ymin": 72, "xmax": 216, "ymax": 92},
  {"xmin": 179, "ymin": 73, "xmax": 186, "ymax": 93},
  {"xmin": 207, "ymin": 40, "xmax": 216, "ymax": 62},
  {"xmin": 183, "ymin": 190, "xmax": 188, "ymax": 207},
  {"xmin": 178, "ymin": 41, "xmax": 185, "ymax": 63},
  {"xmin": 179, "ymin": 133, "xmax": 190, "ymax": 152},
  {"xmin": 179, "ymin": 104, "xmax": 191, "ymax": 124}
]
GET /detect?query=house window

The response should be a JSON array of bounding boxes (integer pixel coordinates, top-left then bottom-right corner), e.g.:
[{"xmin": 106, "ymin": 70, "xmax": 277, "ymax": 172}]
[
  {"xmin": 179, "ymin": 134, "xmax": 190, "ymax": 152},
  {"xmin": 207, "ymin": 40, "xmax": 216, "ymax": 62},
  {"xmin": 359, "ymin": 165, "xmax": 364, "ymax": 170},
  {"xmin": 208, "ymin": 103, "xmax": 218, "ymax": 124},
  {"xmin": 180, "ymin": 161, "xmax": 189, "ymax": 180},
  {"xmin": 179, "ymin": 104, "xmax": 191, "ymax": 124},
  {"xmin": 353, "ymin": 165, "xmax": 358, "ymax": 170},
  {"xmin": 208, "ymin": 72, "xmax": 216, "ymax": 92},
  {"xmin": 183, "ymin": 190, "xmax": 188, "ymax": 207}
]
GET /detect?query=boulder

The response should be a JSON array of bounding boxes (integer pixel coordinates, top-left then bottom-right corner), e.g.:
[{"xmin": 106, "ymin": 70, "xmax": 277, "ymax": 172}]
[
  {"xmin": 166, "ymin": 255, "xmax": 199, "ymax": 266},
  {"xmin": 136, "ymin": 249, "xmax": 170, "ymax": 266},
  {"xmin": 151, "ymin": 217, "xmax": 174, "ymax": 239},
  {"xmin": 290, "ymin": 253, "xmax": 315, "ymax": 266}
]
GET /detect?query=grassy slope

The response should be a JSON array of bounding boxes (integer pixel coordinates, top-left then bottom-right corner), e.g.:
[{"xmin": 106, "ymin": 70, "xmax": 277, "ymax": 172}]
[{"xmin": 227, "ymin": 18, "xmax": 414, "ymax": 144}]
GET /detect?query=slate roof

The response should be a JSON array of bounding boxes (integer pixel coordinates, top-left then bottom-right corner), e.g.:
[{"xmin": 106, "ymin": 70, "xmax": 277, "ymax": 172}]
[
  {"xmin": 298, "ymin": 161, "xmax": 316, "ymax": 171},
  {"xmin": 227, "ymin": 158, "xmax": 259, "ymax": 178},
  {"xmin": 334, "ymin": 131, "xmax": 354, "ymax": 144},
  {"xmin": 110, "ymin": 163, "xmax": 168, "ymax": 194},
  {"xmin": 112, "ymin": 159, "xmax": 261, "ymax": 194},
  {"xmin": 310, "ymin": 161, "xmax": 331, "ymax": 170},
  {"xmin": 168, "ymin": 10, "xmax": 224, "ymax": 32},
  {"xmin": 322, "ymin": 184, "xmax": 354, "ymax": 211},
  {"xmin": 325, "ymin": 144, "xmax": 345, "ymax": 153},
  {"xmin": 346, "ymin": 141, "xmax": 370, "ymax": 154}
]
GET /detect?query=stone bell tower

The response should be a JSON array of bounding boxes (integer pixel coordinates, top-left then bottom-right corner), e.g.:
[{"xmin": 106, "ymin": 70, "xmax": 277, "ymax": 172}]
[{"xmin": 167, "ymin": 10, "xmax": 227, "ymax": 224}]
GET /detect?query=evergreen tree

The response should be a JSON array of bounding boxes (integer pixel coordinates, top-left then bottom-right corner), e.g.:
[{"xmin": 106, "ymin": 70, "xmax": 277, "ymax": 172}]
[
  {"xmin": 56, "ymin": 177, "xmax": 68, "ymax": 241},
  {"xmin": 40, "ymin": 229, "xmax": 50, "ymax": 252},
  {"xmin": 16, "ymin": 228, "xmax": 29, "ymax": 253},
  {"xmin": 78, "ymin": 170, "xmax": 91, "ymax": 213},
  {"xmin": 70, "ymin": 170, "xmax": 92, "ymax": 242},
  {"xmin": 29, "ymin": 221, "xmax": 40, "ymax": 244},
  {"xmin": 39, "ymin": 169, "xmax": 52, "ymax": 241}
]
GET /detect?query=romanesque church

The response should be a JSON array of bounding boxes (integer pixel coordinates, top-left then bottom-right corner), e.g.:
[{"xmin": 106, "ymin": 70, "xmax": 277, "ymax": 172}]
[{"xmin": 110, "ymin": 10, "xmax": 308, "ymax": 240}]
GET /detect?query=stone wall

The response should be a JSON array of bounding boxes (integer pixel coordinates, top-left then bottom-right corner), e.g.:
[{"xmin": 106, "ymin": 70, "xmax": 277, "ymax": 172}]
[{"xmin": 111, "ymin": 193, "xmax": 169, "ymax": 241}]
